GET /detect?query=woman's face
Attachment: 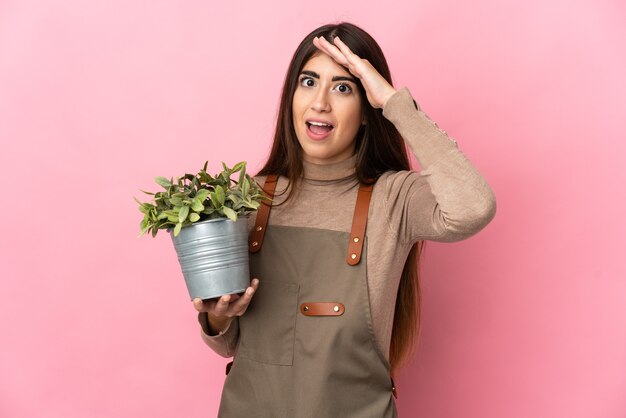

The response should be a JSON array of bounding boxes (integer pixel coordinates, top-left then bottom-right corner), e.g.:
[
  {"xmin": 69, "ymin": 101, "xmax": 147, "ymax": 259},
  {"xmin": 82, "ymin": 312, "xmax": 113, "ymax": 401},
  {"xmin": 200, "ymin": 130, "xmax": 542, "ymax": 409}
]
[{"xmin": 292, "ymin": 52, "xmax": 365, "ymax": 165}]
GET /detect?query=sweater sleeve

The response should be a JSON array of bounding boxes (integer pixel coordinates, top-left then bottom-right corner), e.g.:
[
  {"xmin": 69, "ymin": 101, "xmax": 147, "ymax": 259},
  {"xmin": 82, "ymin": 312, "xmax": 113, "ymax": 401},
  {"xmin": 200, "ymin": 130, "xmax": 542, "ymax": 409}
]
[
  {"xmin": 195, "ymin": 209, "xmax": 263, "ymax": 358},
  {"xmin": 197, "ymin": 312, "xmax": 239, "ymax": 358},
  {"xmin": 380, "ymin": 86, "xmax": 497, "ymax": 243}
]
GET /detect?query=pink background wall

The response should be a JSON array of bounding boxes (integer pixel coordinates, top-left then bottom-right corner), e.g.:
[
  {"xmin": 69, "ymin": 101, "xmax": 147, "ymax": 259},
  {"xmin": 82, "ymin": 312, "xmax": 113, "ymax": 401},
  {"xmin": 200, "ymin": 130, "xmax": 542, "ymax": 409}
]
[{"xmin": 1, "ymin": 1, "xmax": 625, "ymax": 417}]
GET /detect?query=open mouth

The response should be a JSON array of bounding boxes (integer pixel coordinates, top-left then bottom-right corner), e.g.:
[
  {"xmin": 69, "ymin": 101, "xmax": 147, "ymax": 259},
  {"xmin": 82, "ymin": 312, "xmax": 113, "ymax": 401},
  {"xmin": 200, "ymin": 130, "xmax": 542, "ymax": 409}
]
[{"xmin": 306, "ymin": 121, "xmax": 335, "ymax": 136}]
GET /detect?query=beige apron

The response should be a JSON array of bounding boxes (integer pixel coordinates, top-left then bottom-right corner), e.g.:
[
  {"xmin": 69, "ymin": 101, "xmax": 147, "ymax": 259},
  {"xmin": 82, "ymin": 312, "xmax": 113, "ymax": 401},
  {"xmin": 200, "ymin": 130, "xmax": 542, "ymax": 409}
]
[{"xmin": 218, "ymin": 175, "xmax": 398, "ymax": 418}]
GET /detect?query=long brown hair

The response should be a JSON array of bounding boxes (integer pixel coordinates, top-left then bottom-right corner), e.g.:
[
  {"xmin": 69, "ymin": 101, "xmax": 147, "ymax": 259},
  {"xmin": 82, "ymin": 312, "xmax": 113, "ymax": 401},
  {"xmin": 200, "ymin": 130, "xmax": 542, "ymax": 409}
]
[{"xmin": 256, "ymin": 22, "xmax": 424, "ymax": 374}]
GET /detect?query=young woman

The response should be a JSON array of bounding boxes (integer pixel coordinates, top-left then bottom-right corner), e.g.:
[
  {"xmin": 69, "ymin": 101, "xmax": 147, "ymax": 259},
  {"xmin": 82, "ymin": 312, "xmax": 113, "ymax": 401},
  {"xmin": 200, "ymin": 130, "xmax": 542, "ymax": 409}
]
[{"xmin": 192, "ymin": 22, "xmax": 496, "ymax": 417}]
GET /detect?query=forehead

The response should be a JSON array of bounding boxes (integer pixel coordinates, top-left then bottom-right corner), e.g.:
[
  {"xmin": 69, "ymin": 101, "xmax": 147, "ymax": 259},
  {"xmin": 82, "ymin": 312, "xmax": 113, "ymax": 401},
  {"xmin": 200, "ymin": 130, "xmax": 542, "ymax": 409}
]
[{"xmin": 301, "ymin": 52, "xmax": 351, "ymax": 77}]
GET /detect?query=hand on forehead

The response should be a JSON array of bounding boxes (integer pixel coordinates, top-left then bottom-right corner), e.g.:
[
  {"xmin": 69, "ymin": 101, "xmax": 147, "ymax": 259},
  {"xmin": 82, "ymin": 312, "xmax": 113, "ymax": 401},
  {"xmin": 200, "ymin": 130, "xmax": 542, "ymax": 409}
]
[{"xmin": 312, "ymin": 35, "xmax": 355, "ymax": 69}]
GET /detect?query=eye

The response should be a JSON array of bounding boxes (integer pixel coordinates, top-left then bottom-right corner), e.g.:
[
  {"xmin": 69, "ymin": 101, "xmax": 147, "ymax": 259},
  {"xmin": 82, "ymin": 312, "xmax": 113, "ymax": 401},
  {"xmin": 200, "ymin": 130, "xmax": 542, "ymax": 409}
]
[
  {"xmin": 336, "ymin": 83, "xmax": 352, "ymax": 94},
  {"xmin": 299, "ymin": 76, "xmax": 315, "ymax": 87}
]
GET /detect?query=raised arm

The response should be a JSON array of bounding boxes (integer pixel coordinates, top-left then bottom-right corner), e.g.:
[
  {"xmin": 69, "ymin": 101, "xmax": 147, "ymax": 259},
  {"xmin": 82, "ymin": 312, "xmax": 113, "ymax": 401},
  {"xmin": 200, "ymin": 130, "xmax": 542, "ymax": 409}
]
[
  {"xmin": 380, "ymin": 87, "xmax": 497, "ymax": 243},
  {"xmin": 309, "ymin": 36, "xmax": 496, "ymax": 243}
]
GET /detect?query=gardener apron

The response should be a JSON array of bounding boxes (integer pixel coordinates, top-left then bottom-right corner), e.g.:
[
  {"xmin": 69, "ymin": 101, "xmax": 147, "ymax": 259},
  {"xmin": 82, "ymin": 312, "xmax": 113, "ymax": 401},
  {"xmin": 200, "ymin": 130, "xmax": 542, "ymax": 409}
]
[{"xmin": 218, "ymin": 174, "xmax": 398, "ymax": 418}]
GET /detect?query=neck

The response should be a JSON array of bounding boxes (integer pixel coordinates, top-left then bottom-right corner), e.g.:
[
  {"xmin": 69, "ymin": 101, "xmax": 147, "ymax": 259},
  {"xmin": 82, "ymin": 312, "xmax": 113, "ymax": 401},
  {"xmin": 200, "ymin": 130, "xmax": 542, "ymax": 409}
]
[{"xmin": 302, "ymin": 154, "xmax": 358, "ymax": 181}]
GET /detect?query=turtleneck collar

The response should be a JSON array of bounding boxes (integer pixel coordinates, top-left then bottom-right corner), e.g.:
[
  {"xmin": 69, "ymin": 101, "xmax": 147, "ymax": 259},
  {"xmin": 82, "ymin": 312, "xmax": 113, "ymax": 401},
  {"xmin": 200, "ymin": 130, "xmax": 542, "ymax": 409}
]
[{"xmin": 302, "ymin": 154, "xmax": 358, "ymax": 181}]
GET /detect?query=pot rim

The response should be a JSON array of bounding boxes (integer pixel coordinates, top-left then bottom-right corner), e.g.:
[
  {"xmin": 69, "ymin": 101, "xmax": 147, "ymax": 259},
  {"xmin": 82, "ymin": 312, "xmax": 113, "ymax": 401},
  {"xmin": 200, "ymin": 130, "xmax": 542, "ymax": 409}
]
[
  {"xmin": 166, "ymin": 213, "xmax": 251, "ymax": 232},
  {"xmin": 194, "ymin": 213, "xmax": 250, "ymax": 224}
]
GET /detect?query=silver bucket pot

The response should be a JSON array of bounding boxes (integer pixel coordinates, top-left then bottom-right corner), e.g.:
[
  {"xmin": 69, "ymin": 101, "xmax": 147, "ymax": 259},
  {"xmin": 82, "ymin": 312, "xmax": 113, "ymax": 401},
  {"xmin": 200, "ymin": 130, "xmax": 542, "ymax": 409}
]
[{"xmin": 170, "ymin": 215, "xmax": 250, "ymax": 301}]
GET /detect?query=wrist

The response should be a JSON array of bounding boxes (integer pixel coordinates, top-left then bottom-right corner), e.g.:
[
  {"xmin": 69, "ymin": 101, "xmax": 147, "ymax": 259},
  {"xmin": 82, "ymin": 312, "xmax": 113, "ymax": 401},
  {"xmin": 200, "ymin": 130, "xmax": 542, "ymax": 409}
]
[
  {"xmin": 381, "ymin": 88, "xmax": 398, "ymax": 109},
  {"xmin": 206, "ymin": 313, "xmax": 232, "ymax": 335}
]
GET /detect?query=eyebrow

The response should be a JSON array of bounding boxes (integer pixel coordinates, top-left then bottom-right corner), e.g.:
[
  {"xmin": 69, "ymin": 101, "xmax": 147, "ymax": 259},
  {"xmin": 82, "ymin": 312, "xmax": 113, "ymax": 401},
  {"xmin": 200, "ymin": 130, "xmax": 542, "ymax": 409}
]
[{"xmin": 300, "ymin": 70, "xmax": 357, "ymax": 84}]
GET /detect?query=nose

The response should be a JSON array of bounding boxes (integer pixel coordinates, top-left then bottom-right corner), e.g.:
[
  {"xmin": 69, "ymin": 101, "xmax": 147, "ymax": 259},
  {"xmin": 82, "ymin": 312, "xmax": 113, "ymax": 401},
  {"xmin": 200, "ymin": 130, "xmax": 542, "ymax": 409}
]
[{"xmin": 310, "ymin": 86, "xmax": 331, "ymax": 113}]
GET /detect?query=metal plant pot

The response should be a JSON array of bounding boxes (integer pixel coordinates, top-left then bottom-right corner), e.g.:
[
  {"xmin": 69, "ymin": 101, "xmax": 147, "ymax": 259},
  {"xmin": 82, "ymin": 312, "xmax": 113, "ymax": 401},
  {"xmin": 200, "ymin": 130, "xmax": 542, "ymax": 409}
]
[{"xmin": 170, "ymin": 215, "xmax": 250, "ymax": 301}]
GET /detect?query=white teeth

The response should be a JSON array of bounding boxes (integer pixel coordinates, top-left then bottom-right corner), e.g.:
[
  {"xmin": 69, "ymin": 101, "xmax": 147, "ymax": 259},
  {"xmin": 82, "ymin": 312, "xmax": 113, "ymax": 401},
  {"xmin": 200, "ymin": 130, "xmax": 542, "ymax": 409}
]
[{"xmin": 308, "ymin": 121, "xmax": 333, "ymax": 127}]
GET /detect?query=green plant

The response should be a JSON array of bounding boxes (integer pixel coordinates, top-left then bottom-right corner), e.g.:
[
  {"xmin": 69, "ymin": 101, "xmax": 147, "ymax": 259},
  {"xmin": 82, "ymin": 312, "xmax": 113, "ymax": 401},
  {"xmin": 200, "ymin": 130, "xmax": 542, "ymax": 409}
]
[{"xmin": 135, "ymin": 161, "xmax": 270, "ymax": 237}]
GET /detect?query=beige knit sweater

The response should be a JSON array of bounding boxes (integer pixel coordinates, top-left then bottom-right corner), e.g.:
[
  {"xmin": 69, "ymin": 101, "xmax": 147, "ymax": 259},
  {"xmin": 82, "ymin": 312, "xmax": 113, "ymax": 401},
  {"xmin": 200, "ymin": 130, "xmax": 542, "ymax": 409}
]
[{"xmin": 197, "ymin": 86, "xmax": 497, "ymax": 363}]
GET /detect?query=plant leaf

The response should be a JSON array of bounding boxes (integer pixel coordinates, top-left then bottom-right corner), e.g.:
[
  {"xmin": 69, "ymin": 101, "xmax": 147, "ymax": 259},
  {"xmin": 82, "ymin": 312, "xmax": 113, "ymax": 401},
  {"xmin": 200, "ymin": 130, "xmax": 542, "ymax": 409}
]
[
  {"xmin": 138, "ymin": 203, "xmax": 152, "ymax": 214},
  {"xmin": 174, "ymin": 222, "xmax": 182, "ymax": 236},
  {"xmin": 232, "ymin": 161, "xmax": 245, "ymax": 173},
  {"xmin": 242, "ymin": 177, "xmax": 250, "ymax": 196},
  {"xmin": 179, "ymin": 205, "xmax": 190, "ymax": 223},
  {"xmin": 209, "ymin": 192, "xmax": 217, "ymax": 208},
  {"xmin": 191, "ymin": 200, "xmax": 204, "ymax": 212},
  {"xmin": 227, "ymin": 194, "xmax": 242, "ymax": 205},
  {"xmin": 238, "ymin": 164, "xmax": 246, "ymax": 185},
  {"xmin": 155, "ymin": 176, "xmax": 172, "ymax": 188},
  {"xmin": 195, "ymin": 189, "xmax": 210, "ymax": 202},
  {"xmin": 215, "ymin": 185, "xmax": 225, "ymax": 205},
  {"xmin": 169, "ymin": 197, "xmax": 183, "ymax": 206},
  {"xmin": 189, "ymin": 213, "xmax": 200, "ymax": 222},
  {"xmin": 139, "ymin": 222, "xmax": 152, "ymax": 235},
  {"xmin": 222, "ymin": 206, "xmax": 237, "ymax": 222},
  {"xmin": 244, "ymin": 200, "xmax": 260, "ymax": 210},
  {"xmin": 199, "ymin": 171, "xmax": 213, "ymax": 183}
]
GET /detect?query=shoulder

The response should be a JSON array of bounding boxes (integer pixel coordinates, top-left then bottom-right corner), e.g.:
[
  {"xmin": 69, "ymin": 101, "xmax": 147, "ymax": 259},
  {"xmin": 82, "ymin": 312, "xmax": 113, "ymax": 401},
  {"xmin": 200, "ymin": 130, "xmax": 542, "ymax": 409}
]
[
  {"xmin": 370, "ymin": 169, "xmax": 434, "ymax": 224},
  {"xmin": 374, "ymin": 169, "xmax": 428, "ymax": 195},
  {"xmin": 251, "ymin": 173, "xmax": 289, "ymax": 194},
  {"xmin": 251, "ymin": 173, "xmax": 268, "ymax": 185}
]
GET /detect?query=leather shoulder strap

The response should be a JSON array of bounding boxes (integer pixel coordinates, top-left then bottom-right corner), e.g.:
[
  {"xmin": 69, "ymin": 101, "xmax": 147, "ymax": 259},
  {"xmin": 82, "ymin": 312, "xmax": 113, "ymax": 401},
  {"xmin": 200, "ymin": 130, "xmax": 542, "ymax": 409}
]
[
  {"xmin": 346, "ymin": 181, "xmax": 375, "ymax": 266},
  {"xmin": 249, "ymin": 175, "xmax": 375, "ymax": 261},
  {"xmin": 248, "ymin": 174, "xmax": 278, "ymax": 253}
]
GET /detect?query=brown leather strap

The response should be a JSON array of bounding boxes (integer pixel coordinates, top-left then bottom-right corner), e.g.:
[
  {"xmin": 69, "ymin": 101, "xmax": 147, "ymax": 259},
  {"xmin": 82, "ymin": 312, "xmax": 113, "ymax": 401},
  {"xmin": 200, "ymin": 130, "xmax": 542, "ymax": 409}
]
[
  {"xmin": 249, "ymin": 175, "xmax": 375, "ymax": 263},
  {"xmin": 248, "ymin": 174, "xmax": 278, "ymax": 252},
  {"xmin": 299, "ymin": 302, "xmax": 345, "ymax": 316},
  {"xmin": 346, "ymin": 181, "xmax": 374, "ymax": 265}
]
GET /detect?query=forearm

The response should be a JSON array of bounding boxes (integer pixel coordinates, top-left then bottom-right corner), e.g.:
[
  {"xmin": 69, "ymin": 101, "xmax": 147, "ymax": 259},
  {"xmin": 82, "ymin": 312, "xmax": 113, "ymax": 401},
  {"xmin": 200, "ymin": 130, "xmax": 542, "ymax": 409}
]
[
  {"xmin": 197, "ymin": 313, "xmax": 240, "ymax": 358},
  {"xmin": 199, "ymin": 312, "xmax": 234, "ymax": 336},
  {"xmin": 382, "ymin": 87, "xmax": 460, "ymax": 170}
]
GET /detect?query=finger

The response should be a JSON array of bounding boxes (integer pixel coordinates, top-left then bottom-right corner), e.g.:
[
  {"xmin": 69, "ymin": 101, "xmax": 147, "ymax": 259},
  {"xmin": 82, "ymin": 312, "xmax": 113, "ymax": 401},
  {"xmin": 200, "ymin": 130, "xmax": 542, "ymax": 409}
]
[
  {"xmin": 213, "ymin": 294, "xmax": 232, "ymax": 316},
  {"xmin": 331, "ymin": 36, "xmax": 366, "ymax": 70},
  {"xmin": 192, "ymin": 297, "xmax": 204, "ymax": 312},
  {"xmin": 331, "ymin": 36, "xmax": 356, "ymax": 58},
  {"xmin": 314, "ymin": 36, "xmax": 349, "ymax": 66},
  {"xmin": 230, "ymin": 280, "xmax": 259, "ymax": 315},
  {"xmin": 319, "ymin": 35, "xmax": 358, "ymax": 64},
  {"xmin": 194, "ymin": 297, "xmax": 219, "ymax": 313},
  {"xmin": 312, "ymin": 36, "xmax": 332, "ymax": 57},
  {"xmin": 318, "ymin": 37, "xmax": 349, "ymax": 66}
]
